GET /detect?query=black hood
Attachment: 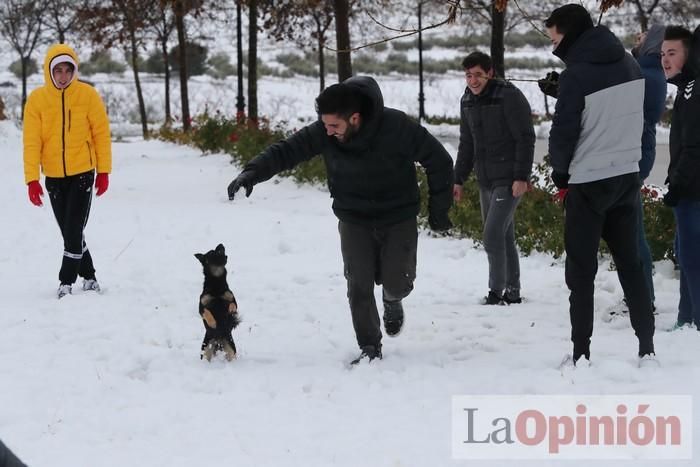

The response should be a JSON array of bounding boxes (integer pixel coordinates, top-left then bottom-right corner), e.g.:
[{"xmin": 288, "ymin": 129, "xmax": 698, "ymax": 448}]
[
  {"xmin": 555, "ymin": 26, "xmax": 625, "ymax": 65},
  {"xmin": 339, "ymin": 76, "xmax": 384, "ymax": 150}
]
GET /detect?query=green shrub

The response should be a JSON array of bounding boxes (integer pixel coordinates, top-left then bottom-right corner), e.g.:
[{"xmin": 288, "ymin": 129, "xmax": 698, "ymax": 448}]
[
  {"xmin": 144, "ymin": 49, "xmax": 167, "ymax": 74},
  {"xmin": 169, "ymin": 42, "xmax": 208, "ymax": 76},
  {"xmin": 80, "ymin": 50, "xmax": 126, "ymax": 75},
  {"xmin": 641, "ymin": 186, "xmax": 676, "ymax": 260},
  {"xmin": 9, "ymin": 58, "xmax": 38, "ymax": 78},
  {"xmin": 207, "ymin": 52, "xmax": 236, "ymax": 79}
]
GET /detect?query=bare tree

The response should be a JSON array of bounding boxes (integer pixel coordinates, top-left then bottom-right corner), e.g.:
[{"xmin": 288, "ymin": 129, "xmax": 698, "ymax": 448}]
[
  {"xmin": 144, "ymin": 1, "xmax": 175, "ymax": 124},
  {"xmin": 0, "ymin": 0, "xmax": 46, "ymax": 119},
  {"xmin": 248, "ymin": 0, "xmax": 258, "ymax": 121},
  {"xmin": 260, "ymin": 0, "xmax": 335, "ymax": 92},
  {"xmin": 45, "ymin": 0, "xmax": 89, "ymax": 43},
  {"xmin": 77, "ymin": 0, "xmax": 151, "ymax": 138},
  {"xmin": 334, "ymin": 0, "xmax": 352, "ymax": 81}
]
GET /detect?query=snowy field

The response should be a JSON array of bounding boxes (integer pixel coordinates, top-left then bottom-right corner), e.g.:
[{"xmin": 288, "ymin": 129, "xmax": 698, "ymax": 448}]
[{"xmin": 1, "ymin": 114, "xmax": 699, "ymax": 466}]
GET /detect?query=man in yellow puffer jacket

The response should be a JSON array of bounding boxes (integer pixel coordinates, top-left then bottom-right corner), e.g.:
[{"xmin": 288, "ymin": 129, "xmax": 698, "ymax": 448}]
[{"xmin": 23, "ymin": 43, "xmax": 112, "ymax": 299}]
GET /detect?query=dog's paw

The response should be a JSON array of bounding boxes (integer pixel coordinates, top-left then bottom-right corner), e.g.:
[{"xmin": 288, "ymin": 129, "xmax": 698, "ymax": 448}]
[
  {"xmin": 223, "ymin": 341, "xmax": 237, "ymax": 361},
  {"xmin": 200, "ymin": 293, "xmax": 214, "ymax": 306},
  {"xmin": 201, "ymin": 308, "xmax": 217, "ymax": 329},
  {"xmin": 222, "ymin": 290, "xmax": 235, "ymax": 302}
]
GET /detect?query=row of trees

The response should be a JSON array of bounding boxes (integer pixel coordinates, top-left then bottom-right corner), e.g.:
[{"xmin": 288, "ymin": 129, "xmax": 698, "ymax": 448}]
[{"xmin": 1, "ymin": 0, "xmax": 698, "ymax": 136}]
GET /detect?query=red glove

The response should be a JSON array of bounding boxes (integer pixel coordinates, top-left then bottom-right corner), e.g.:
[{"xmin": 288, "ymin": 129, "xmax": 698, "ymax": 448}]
[
  {"xmin": 27, "ymin": 181, "xmax": 44, "ymax": 206},
  {"xmin": 554, "ymin": 188, "xmax": 569, "ymax": 203},
  {"xmin": 95, "ymin": 173, "xmax": 109, "ymax": 196}
]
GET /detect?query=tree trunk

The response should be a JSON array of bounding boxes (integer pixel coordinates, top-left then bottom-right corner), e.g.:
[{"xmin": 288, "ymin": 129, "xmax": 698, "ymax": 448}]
[
  {"xmin": 21, "ymin": 56, "xmax": 28, "ymax": 120},
  {"xmin": 247, "ymin": 0, "xmax": 258, "ymax": 122},
  {"xmin": 162, "ymin": 36, "xmax": 172, "ymax": 124},
  {"xmin": 174, "ymin": 1, "xmax": 191, "ymax": 131},
  {"xmin": 129, "ymin": 32, "xmax": 148, "ymax": 138},
  {"xmin": 314, "ymin": 15, "xmax": 325, "ymax": 93},
  {"xmin": 333, "ymin": 0, "xmax": 352, "ymax": 82},
  {"xmin": 318, "ymin": 37, "xmax": 325, "ymax": 93},
  {"xmin": 490, "ymin": 1, "xmax": 505, "ymax": 78}
]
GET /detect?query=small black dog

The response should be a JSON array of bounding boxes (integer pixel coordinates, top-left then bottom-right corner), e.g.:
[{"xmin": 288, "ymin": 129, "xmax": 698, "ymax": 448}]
[{"xmin": 195, "ymin": 244, "xmax": 240, "ymax": 361}]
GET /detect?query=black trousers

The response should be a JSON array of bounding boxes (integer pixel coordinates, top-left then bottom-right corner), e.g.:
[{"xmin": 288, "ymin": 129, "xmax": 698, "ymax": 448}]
[
  {"xmin": 45, "ymin": 170, "xmax": 97, "ymax": 285},
  {"xmin": 564, "ymin": 173, "xmax": 655, "ymax": 359},
  {"xmin": 339, "ymin": 217, "xmax": 418, "ymax": 349}
]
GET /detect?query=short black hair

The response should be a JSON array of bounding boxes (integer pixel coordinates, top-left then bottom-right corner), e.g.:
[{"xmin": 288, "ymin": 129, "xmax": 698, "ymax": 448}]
[
  {"xmin": 664, "ymin": 25, "xmax": 693, "ymax": 52},
  {"xmin": 462, "ymin": 51, "xmax": 492, "ymax": 72},
  {"xmin": 315, "ymin": 83, "xmax": 369, "ymax": 119},
  {"xmin": 544, "ymin": 4, "xmax": 593, "ymax": 35}
]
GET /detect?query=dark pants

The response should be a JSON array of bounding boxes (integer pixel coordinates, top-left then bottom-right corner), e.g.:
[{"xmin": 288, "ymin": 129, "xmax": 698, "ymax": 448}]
[
  {"xmin": 673, "ymin": 200, "xmax": 700, "ymax": 326},
  {"xmin": 339, "ymin": 217, "xmax": 418, "ymax": 349},
  {"xmin": 479, "ymin": 185, "xmax": 521, "ymax": 294},
  {"xmin": 45, "ymin": 171, "xmax": 97, "ymax": 285},
  {"xmin": 564, "ymin": 173, "xmax": 655, "ymax": 359}
]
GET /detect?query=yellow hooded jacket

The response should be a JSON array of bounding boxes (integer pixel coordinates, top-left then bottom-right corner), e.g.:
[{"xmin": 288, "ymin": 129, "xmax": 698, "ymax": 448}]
[{"xmin": 23, "ymin": 43, "xmax": 112, "ymax": 184}]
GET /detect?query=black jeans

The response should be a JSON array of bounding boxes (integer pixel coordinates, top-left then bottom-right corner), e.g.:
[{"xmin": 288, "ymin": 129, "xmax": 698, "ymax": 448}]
[
  {"xmin": 45, "ymin": 171, "xmax": 97, "ymax": 285},
  {"xmin": 339, "ymin": 217, "xmax": 418, "ymax": 349},
  {"xmin": 564, "ymin": 173, "xmax": 655, "ymax": 359}
]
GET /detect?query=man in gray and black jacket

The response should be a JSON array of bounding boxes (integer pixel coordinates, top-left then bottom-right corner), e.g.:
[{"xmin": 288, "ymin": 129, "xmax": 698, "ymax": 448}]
[
  {"xmin": 454, "ymin": 51, "xmax": 535, "ymax": 306},
  {"xmin": 227, "ymin": 76, "xmax": 454, "ymax": 365},
  {"xmin": 542, "ymin": 4, "xmax": 656, "ymax": 366}
]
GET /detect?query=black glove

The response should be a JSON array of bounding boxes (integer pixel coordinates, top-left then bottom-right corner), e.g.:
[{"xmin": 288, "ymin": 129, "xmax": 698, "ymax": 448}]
[
  {"xmin": 428, "ymin": 211, "xmax": 453, "ymax": 232},
  {"xmin": 227, "ymin": 170, "xmax": 256, "ymax": 200},
  {"xmin": 551, "ymin": 171, "xmax": 570, "ymax": 189},
  {"xmin": 663, "ymin": 186, "xmax": 681, "ymax": 207},
  {"xmin": 538, "ymin": 71, "xmax": 559, "ymax": 99}
]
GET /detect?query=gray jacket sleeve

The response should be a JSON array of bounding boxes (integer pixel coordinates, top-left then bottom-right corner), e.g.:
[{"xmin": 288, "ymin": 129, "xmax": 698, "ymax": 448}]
[
  {"xmin": 454, "ymin": 97, "xmax": 475, "ymax": 185},
  {"xmin": 503, "ymin": 87, "xmax": 536, "ymax": 181}
]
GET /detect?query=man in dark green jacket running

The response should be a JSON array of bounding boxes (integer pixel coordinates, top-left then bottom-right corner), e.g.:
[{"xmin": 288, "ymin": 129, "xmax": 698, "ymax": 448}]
[{"xmin": 227, "ymin": 76, "xmax": 454, "ymax": 364}]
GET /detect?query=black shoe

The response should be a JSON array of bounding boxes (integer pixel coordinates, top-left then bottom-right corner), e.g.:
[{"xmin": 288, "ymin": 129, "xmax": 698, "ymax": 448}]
[
  {"xmin": 350, "ymin": 345, "xmax": 383, "ymax": 365},
  {"xmin": 482, "ymin": 290, "xmax": 504, "ymax": 305},
  {"xmin": 502, "ymin": 289, "xmax": 522, "ymax": 304},
  {"xmin": 383, "ymin": 300, "xmax": 404, "ymax": 337}
]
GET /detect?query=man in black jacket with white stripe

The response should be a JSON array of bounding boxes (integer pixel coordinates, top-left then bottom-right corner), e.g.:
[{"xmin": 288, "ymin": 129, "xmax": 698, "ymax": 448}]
[
  {"xmin": 661, "ymin": 25, "xmax": 700, "ymax": 330},
  {"xmin": 543, "ymin": 4, "xmax": 656, "ymax": 365}
]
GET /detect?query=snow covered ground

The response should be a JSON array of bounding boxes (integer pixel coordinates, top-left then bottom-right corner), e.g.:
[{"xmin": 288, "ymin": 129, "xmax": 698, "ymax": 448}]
[{"xmin": 1, "ymin": 120, "xmax": 699, "ymax": 466}]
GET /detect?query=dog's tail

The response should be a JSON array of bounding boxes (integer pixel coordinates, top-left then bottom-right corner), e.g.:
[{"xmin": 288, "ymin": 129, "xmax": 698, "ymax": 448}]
[{"xmin": 231, "ymin": 311, "xmax": 241, "ymax": 329}]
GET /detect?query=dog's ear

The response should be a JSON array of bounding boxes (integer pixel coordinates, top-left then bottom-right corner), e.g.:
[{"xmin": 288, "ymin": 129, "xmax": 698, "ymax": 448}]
[
  {"xmin": 215, "ymin": 243, "xmax": 225, "ymax": 255},
  {"xmin": 194, "ymin": 253, "xmax": 206, "ymax": 264}
]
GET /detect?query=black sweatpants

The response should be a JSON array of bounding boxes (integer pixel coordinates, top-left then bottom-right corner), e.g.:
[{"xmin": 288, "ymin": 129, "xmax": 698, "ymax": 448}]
[
  {"xmin": 339, "ymin": 217, "xmax": 418, "ymax": 349},
  {"xmin": 564, "ymin": 173, "xmax": 655, "ymax": 359},
  {"xmin": 45, "ymin": 170, "xmax": 97, "ymax": 285}
]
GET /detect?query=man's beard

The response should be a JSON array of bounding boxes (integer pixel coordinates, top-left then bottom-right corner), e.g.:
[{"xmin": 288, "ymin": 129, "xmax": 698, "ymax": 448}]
[{"xmin": 337, "ymin": 122, "xmax": 360, "ymax": 143}]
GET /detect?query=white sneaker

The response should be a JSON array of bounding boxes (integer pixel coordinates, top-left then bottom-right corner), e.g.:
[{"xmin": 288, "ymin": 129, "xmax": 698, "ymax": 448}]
[
  {"xmin": 82, "ymin": 278, "xmax": 101, "ymax": 292},
  {"xmin": 638, "ymin": 353, "xmax": 660, "ymax": 368},
  {"xmin": 57, "ymin": 284, "xmax": 72, "ymax": 299}
]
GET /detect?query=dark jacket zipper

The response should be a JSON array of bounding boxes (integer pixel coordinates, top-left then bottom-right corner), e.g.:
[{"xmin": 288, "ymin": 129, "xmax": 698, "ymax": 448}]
[
  {"xmin": 61, "ymin": 90, "xmax": 67, "ymax": 177},
  {"xmin": 87, "ymin": 141, "xmax": 93, "ymax": 166}
]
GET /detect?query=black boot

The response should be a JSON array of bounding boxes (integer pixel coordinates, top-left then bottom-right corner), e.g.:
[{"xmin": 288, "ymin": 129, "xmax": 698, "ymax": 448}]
[
  {"xmin": 383, "ymin": 300, "xmax": 404, "ymax": 337},
  {"xmin": 482, "ymin": 290, "xmax": 504, "ymax": 305}
]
